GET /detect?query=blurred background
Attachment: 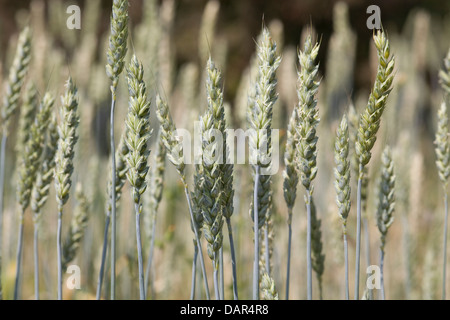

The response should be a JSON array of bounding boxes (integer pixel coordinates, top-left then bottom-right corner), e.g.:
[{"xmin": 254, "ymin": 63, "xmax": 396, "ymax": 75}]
[{"xmin": 0, "ymin": 0, "xmax": 449, "ymax": 300}]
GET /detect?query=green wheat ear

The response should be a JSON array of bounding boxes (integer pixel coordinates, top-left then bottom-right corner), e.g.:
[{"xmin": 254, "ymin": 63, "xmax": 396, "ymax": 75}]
[
  {"xmin": 1, "ymin": 26, "xmax": 32, "ymax": 133},
  {"xmin": 435, "ymin": 102, "xmax": 450, "ymax": 187},
  {"xmin": 261, "ymin": 273, "xmax": 279, "ymax": 300},
  {"xmin": 356, "ymin": 30, "xmax": 395, "ymax": 170},
  {"xmin": 439, "ymin": 49, "xmax": 450, "ymax": 97},
  {"xmin": 106, "ymin": 0, "xmax": 129, "ymax": 94}
]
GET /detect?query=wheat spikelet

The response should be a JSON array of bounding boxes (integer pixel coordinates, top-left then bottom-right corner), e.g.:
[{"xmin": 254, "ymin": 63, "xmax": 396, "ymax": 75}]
[
  {"xmin": 62, "ymin": 184, "xmax": 89, "ymax": 271},
  {"xmin": 17, "ymin": 93, "xmax": 55, "ymax": 214},
  {"xmin": 356, "ymin": 30, "xmax": 395, "ymax": 169},
  {"xmin": 105, "ymin": 0, "xmax": 129, "ymax": 94},
  {"xmin": 261, "ymin": 273, "xmax": 278, "ymax": 300},
  {"xmin": 1, "ymin": 26, "xmax": 32, "ymax": 133}
]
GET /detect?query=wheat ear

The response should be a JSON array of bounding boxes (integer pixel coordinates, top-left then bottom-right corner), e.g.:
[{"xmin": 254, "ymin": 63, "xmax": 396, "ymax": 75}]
[
  {"xmin": 376, "ymin": 146, "xmax": 395, "ymax": 300},
  {"xmin": 16, "ymin": 82, "xmax": 38, "ymax": 154},
  {"xmin": 296, "ymin": 33, "xmax": 320, "ymax": 300},
  {"xmin": 14, "ymin": 92, "xmax": 54, "ymax": 300},
  {"xmin": 156, "ymin": 94, "xmax": 210, "ymax": 299},
  {"xmin": 106, "ymin": 0, "xmax": 128, "ymax": 299},
  {"xmin": 31, "ymin": 115, "xmax": 58, "ymax": 300},
  {"xmin": 354, "ymin": 30, "xmax": 395, "ymax": 299},
  {"xmin": 0, "ymin": 26, "xmax": 31, "ymax": 299},
  {"xmin": 334, "ymin": 113, "xmax": 351, "ymax": 299},
  {"xmin": 248, "ymin": 26, "xmax": 280, "ymax": 300},
  {"xmin": 54, "ymin": 77, "xmax": 79, "ymax": 300}
]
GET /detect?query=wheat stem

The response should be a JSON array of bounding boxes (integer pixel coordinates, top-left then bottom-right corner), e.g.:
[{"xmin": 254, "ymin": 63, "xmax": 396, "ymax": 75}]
[
  {"xmin": 135, "ymin": 203, "xmax": 145, "ymax": 300},
  {"xmin": 443, "ymin": 191, "xmax": 448, "ymax": 299},
  {"xmin": 355, "ymin": 166, "xmax": 362, "ymax": 299},
  {"xmin": 96, "ymin": 215, "xmax": 110, "ymax": 300},
  {"xmin": 253, "ymin": 165, "xmax": 260, "ymax": 300},
  {"xmin": 57, "ymin": 211, "xmax": 62, "ymax": 300},
  {"xmin": 13, "ymin": 217, "xmax": 24, "ymax": 300},
  {"xmin": 285, "ymin": 208, "xmax": 293, "ymax": 299},
  {"xmin": 190, "ymin": 246, "xmax": 198, "ymax": 300},
  {"xmin": 0, "ymin": 132, "xmax": 6, "ymax": 300},
  {"xmin": 33, "ymin": 224, "xmax": 39, "ymax": 299},
  {"xmin": 110, "ymin": 95, "xmax": 117, "ymax": 300},
  {"xmin": 226, "ymin": 217, "xmax": 238, "ymax": 300}
]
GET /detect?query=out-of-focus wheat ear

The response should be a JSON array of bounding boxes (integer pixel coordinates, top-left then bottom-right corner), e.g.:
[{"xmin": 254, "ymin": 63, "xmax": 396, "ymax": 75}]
[
  {"xmin": 376, "ymin": 146, "xmax": 395, "ymax": 300},
  {"xmin": 435, "ymin": 100, "xmax": 450, "ymax": 300},
  {"xmin": 296, "ymin": 32, "xmax": 321, "ymax": 301},
  {"xmin": 156, "ymin": 94, "xmax": 210, "ymax": 299},
  {"xmin": 310, "ymin": 198, "xmax": 325, "ymax": 300},
  {"xmin": 0, "ymin": 26, "xmax": 32, "ymax": 300},
  {"xmin": 261, "ymin": 273, "xmax": 279, "ymax": 300},
  {"xmin": 124, "ymin": 55, "xmax": 152, "ymax": 300},
  {"xmin": 16, "ymin": 82, "xmax": 38, "ymax": 154},
  {"xmin": 354, "ymin": 29, "xmax": 395, "ymax": 299},
  {"xmin": 1, "ymin": 26, "xmax": 32, "ymax": 133},
  {"xmin": 144, "ymin": 130, "xmax": 166, "ymax": 298},
  {"xmin": 14, "ymin": 92, "xmax": 54, "ymax": 300},
  {"xmin": 61, "ymin": 184, "xmax": 89, "ymax": 272},
  {"xmin": 32, "ymin": 114, "xmax": 58, "ymax": 300},
  {"xmin": 334, "ymin": 113, "xmax": 351, "ymax": 299},
  {"xmin": 283, "ymin": 107, "xmax": 299, "ymax": 299},
  {"xmin": 54, "ymin": 77, "xmax": 79, "ymax": 300},
  {"xmin": 439, "ymin": 48, "xmax": 450, "ymax": 97}
]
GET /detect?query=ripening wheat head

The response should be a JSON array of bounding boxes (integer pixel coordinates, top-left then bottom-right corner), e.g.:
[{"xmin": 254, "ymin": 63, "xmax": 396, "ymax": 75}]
[
  {"xmin": 296, "ymin": 33, "xmax": 321, "ymax": 192},
  {"xmin": 435, "ymin": 102, "xmax": 450, "ymax": 187},
  {"xmin": 106, "ymin": 0, "xmax": 129, "ymax": 93},
  {"xmin": 439, "ymin": 49, "xmax": 450, "ymax": 97},
  {"xmin": 54, "ymin": 77, "xmax": 79, "ymax": 210},
  {"xmin": 1, "ymin": 26, "xmax": 32, "ymax": 132},
  {"xmin": 124, "ymin": 55, "xmax": 152, "ymax": 205},
  {"xmin": 334, "ymin": 113, "xmax": 351, "ymax": 225},
  {"xmin": 356, "ymin": 30, "xmax": 395, "ymax": 170}
]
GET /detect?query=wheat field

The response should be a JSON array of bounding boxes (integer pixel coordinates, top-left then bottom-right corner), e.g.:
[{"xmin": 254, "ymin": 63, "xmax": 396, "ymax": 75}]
[{"xmin": 0, "ymin": 0, "xmax": 449, "ymax": 300}]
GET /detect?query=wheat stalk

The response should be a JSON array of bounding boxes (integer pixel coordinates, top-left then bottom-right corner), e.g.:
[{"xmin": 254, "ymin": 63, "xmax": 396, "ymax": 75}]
[
  {"xmin": 376, "ymin": 146, "xmax": 395, "ymax": 300},
  {"xmin": 54, "ymin": 77, "xmax": 79, "ymax": 300},
  {"xmin": 96, "ymin": 119, "xmax": 129, "ymax": 300},
  {"xmin": 354, "ymin": 30, "xmax": 395, "ymax": 299},
  {"xmin": 334, "ymin": 113, "xmax": 351, "ymax": 299},
  {"xmin": 296, "ymin": 33, "xmax": 321, "ymax": 300},
  {"xmin": 248, "ymin": 26, "xmax": 280, "ymax": 300},
  {"xmin": 14, "ymin": 92, "xmax": 54, "ymax": 300},
  {"xmin": 106, "ymin": 0, "xmax": 129, "ymax": 299},
  {"xmin": 156, "ymin": 94, "xmax": 210, "ymax": 300},
  {"xmin": 62, "ymin": 183, "xmax": 89, "ymax": 272},
  {"xmin": 0, "ymin": 26, "xmax": 31, "ymax": 299},
  {"xmin": 31, "ymin": 114, "xmax": 58, "ymax": 300}
]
